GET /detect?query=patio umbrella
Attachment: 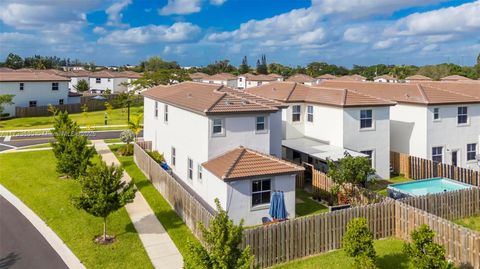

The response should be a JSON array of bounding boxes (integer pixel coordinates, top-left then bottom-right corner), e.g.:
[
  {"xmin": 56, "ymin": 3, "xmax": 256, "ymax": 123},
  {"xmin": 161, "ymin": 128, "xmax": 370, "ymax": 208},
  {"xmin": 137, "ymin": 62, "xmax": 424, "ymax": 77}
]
[
  {"xmin": 269, "ymin": 191, "xmax": 287, "ymax": 220},
  {"xmin": 92, "ymin": 95, "xmax": 107, "ymax": 100}
]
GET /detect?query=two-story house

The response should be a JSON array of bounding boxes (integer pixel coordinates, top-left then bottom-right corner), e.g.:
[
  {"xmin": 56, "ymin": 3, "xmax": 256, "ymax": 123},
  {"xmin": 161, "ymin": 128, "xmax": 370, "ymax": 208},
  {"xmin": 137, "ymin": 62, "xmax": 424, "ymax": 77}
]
[
  {"xmin": 237, "ymin": 73, "xmax": 278, "ymax": 89},
  {"xmin": 142, "ymin": 82, "xmax": 303, "ymax": 225},
  {"xmin": 321, "ymin": 80, "xmax": 480, "ymax": 171},
  {"xmin": 246, "ymin": 82, "xmax": 395, "ymax": 179},
  {"xmin": 200, "ymin": 73, "xmax": 238, "ymax": 88},
  {"xmin": 374, "ymin": 75, "xmax": 398, "ymax": 83},
  {"xmin": 0, "ymin": 71, "xmax": 72, "ymax": 117},
  {"xmin": 286, "ymin": 74, "xmax": 316, "ymax": 86}
]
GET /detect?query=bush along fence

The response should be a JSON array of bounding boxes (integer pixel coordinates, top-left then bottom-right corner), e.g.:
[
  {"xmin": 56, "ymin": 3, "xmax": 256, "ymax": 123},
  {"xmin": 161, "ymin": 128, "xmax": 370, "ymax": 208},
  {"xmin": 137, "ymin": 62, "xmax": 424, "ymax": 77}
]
[
  {"xmin": 390, "ymin": 151, "xmax": 480, "ymax": 187},
  {"xmin": 14, "ymin": 94, "xmax": 143, "ymax": 117},
  {"xmin": 133, "ymin": 142, "xmax": 214, "ymax": 238}
]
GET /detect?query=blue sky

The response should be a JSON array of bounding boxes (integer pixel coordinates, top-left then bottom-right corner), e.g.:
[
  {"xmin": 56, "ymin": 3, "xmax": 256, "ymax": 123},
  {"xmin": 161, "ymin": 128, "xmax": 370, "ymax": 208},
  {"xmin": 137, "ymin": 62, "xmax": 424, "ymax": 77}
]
[{"xmin": 1, "ymin": 0, "xmax": 479, "ymax": 67}]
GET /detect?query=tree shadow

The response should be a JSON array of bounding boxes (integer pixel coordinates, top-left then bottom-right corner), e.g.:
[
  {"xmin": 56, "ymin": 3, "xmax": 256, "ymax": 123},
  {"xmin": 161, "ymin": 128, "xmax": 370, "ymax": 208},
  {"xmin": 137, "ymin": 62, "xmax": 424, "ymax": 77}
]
[
  {"xmin": 377, "ymin": 253, "xmax": 410, "ymax": 269},
  {"xmin": 0, "ymin": 252, "xmax": 20, "ymax": 269}
]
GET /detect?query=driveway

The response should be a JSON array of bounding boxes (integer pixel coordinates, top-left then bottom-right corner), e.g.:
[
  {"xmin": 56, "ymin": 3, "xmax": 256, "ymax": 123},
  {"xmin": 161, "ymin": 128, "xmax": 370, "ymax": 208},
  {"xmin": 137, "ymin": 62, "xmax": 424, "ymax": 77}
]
[{"xmin": 0, "ymin": 196, "xmax": 68, "ymax": 269}]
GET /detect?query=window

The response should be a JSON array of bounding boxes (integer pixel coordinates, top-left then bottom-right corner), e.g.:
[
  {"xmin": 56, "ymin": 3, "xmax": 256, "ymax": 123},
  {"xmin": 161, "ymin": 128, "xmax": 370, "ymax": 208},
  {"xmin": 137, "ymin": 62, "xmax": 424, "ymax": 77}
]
[
  {"xmin": 252, "ymin": 179, "xmax": 271, "ymax": 207},
  {"xmin": 107, "ymin": 78, "xmax": 111, "ymax": 82},
  {"xmin": 360, "ymin": 109, "xmax": 373, "ymax": 129},
  {"xmin": 467, "ymin": 143, "xmax": 477, "ymax": 161},
  {"xmin": 457, "ymin": 106, "xmax": 468, "ymax": 124},
  {"xmin": 164, "ymin": 104, "xmax": 168, "ymax": 122},
  {"xmin": 209, "ymin": 81, "xmax": 214, "ymax": 84},
  {"xmin": 432, "ymin": 146, "xmax": 443, "ymax": 163},
  {"xmin": 59, "ymin": 99, "xmax": 64, "ymax": 105},
  {"xmin": 19, "ymin": 83, "xmax": 24, "ymax": 91},
  {"xmin": 360, "ymin": 150, "xmax": 374, "ymax": 167},
  {"xmin": 307, "ymin": 105, "xmax": 314, "ymax": 122},
  {"xmin": 29, "ymin": 100, "xmax": 37, "ymax": 107},
  {"xmin": 292, "ymin": 105, "xmax": 301, "ymax": 122},
  {"xmin": 187, "ymin": 158, "xmax": 193, "ymax": 180},
  {"xmin": 52, "ymin": 82, "xmax": 59, "ymax": 91},
  {"xmin": 96, "ymin": 78, "xmax": 101, "ymax": 83},
  {"xmin": 256, "ymin": 116, "xmax": 266, "ymax": 132},
  {"xmin": 433, "ymin": 108, "xmax": 440, "ymax": 120},
  {"xmin": 212, "ymin": 118, "xmax": 224, "ymax": 136},
  {"xmin": 154, "ymin": 102, "xmax": 158, "ymax": 118},
  {"xmin": 197, "ymin": 164, "xmax": 203, "ymax": 181},
  {"xmin": 257, "ymin": 81, "xmax": 262, "ymax": 86},
  {"xmin": 171, "ymin": 147, "xmax": 176, "ymax": 166},
  {"xmin": 239, "ymin": 77, "xmax": 243, "ymax": 82}
]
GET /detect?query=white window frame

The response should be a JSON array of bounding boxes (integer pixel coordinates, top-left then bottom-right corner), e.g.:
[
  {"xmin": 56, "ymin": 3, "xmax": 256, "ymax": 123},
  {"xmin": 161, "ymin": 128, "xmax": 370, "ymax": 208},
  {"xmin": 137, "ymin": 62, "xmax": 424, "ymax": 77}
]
[
  {"xmin": 164, "ymin": 104, "xmax": 168, "ymax": 123},
  {"xmin": 433, "ymin": 107, "xmax": 440, "ymax": 121},
  {"xmin": 432, "ymin": 146, "xmax": 443, "ymax": 163},
  {"xmin": 255, "ymin": 116, "xmax": 267, "ymax": 133},
  {"xmin": 52, "ymin": 82, "xmax": 59, "ymax": 91},
  {"xmin": 457, "ymin": 106, "xmax": 468, "ymax": 125},
  {"xmin": 212, "ymin": 118, "xmax": 225, "ymax": 137},
  {"xmin": 187, "ymin": 158, "xmax": 193, "ymax": 180},
  {"xmin": 307, "ymin": 105, "xmax": 314, "ymax": 123},
  {"xmin": 154, "ymin": 101, "xmax": 158, "ymax": 118},
  {"xmin": 197, "ymin": 164, "xmax": 203, "ymax": 181},
  {"xmin": 360, "ymin": 150, "xmax": 375, "ymax": 168},
  {"xmin": 360, "ymin": 109, "xmax": 374, "ymax": 130},
  {"xmin": 19, "ymin": 82, "xmax": 24, "ymax": 91},
  {"xmin": 467, "ymin": 143, "xmax": 477, "ymax": 162},
  {"xmin": 292, "ymin": 105, "xmax": 301, "ymax": 122},
  {"xmin": 171, "ymin": 147, "xmax": 176, "ymax": 167},
  {"xmin": 251, "ymin": 178, "xmax": 271, "ymax": 208}
]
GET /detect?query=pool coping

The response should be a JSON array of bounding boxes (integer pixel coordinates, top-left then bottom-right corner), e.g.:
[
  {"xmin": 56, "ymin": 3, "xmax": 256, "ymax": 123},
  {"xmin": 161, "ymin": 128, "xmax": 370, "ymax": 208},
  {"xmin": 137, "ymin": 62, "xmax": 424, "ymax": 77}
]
[{"xmin": 387, "ymin": 177, "xmax": 474, "ymax": 198}]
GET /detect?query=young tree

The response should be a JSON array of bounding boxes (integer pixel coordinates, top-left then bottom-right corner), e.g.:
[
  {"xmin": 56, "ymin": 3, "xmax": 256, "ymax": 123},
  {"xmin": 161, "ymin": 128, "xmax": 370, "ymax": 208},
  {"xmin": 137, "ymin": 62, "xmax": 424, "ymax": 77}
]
[
  {"xmin": 74, "ymin": 79, "xmax": 89, "ymax": 92},
  {"xmin": 128, "ymin": 113, "xmax": 143, "ymax": 141},
  {"xmin": 185, "ymin": 199, "xmax": 254, "ymax": 269},
  {"xmin": 0, "ymin": 94, "xmax": 14, "ymax": 118},
  {"xmin": 5, "ymin": 53, "xmax": 23, "ymax": 69},
  {"xmin": 119, "ymin": 129, "xmax": 135, "ymax": 156},
  {"xmin": 327, "ymin": 152, "xmax": 375, "ymax": 188},
  {"xmin": 72, "ymin": 161, "xmax": 136, "ymax": 243},
  {"xmin": 238, "ymin": 56, "xmax": 249, "ymax": 74},
  {"xmin": 403, "ymin": 225, "xmax": 452, "ymax": 269},
  {"xmin": 343, "ymin": 218, "xmax": 377, "ymax": 268}
]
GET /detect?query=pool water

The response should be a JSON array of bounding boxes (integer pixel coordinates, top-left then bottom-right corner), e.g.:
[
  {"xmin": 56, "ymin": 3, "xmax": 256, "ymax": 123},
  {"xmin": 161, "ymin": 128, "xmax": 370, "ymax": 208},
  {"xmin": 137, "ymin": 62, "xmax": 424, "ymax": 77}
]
[{"xmin": 388, "ymin": 177, "xmax": 471, "ymax": 197}]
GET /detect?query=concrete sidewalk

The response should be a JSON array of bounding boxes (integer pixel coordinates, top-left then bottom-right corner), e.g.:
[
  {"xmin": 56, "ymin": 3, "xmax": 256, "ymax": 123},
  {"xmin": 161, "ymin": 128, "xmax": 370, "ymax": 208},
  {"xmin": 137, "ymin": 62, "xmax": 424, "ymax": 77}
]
[{"xmin": 92, "ymin": 140, "xmax": 183, "ymax": 269}]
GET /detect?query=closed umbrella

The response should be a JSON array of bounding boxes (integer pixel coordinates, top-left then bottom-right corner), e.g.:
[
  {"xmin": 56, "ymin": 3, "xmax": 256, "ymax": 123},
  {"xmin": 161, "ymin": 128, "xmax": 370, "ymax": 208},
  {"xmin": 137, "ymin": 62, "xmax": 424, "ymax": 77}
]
[
  {"xmin": 269, "ymin": 191, "xmax": 279, "ymax": 219},
  {"xmin": 269, "ymin": 191, "xmax": 287, "ymax": 220},
  {"xmin": 277, "ymin": 192, "xmax": 287, "ymax": 220}
]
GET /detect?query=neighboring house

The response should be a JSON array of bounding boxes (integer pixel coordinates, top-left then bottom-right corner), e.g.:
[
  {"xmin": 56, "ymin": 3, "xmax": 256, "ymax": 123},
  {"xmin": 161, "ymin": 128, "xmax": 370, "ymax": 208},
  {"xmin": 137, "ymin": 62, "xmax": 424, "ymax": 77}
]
[
  {"xmin": 88, "ymin": 71, "xmax": 139, "ymax": 94},
  {"xmin": 0, "ymin": 71, "xmax": 72, "ymax": 117},
  {"xmin": 335, "ymin": 74, "xmax": 367, "ymax": 81},
  {"xmin": 268, "ymin": 73, "xmax": 284, "ymax": 81},
  {"xmin": 321, "ymin": 80, "xmax": 480, "ymax": 171},
  {"xmin": 286, "ymin": 74, "xmax": 316, "ymax": 86},
  {"xmin": 440, "ymin": 75, "xmax": 473, "ymax": 82},
  {"xmin": 142, "ymin": 81, "xmax": 303, "ymax": 225},
  {"xmin": 246, "ymin": 81, "xmax": 395, "ymax": 179},
  {"xmin": 201, "ymin": 73, "xmax": 238, "ymax": 88},
  {"xmin": 68, "ymin": 70, "xmax": 92, "ymax": 91},
  {"xmin": 405, "ymin": 75, "xmax": 432, "ymax": 82},
  {"xmin": 315, "ymin": 74, "xmax": 336, "ymax": 83},
  {"xmin": 189, "ymin": 72, "xmax": 209, "ymax": 82},
  {"xmin": 62, "ymin": 66, "xmax": 85, "ymax": 71},
  {"xmin": 237, "ymin": 73, "xmax": 277, "ymax": 89},
  {"xmin": 374, "ymin": 75, "xmax": 398, "ymax": 83}
]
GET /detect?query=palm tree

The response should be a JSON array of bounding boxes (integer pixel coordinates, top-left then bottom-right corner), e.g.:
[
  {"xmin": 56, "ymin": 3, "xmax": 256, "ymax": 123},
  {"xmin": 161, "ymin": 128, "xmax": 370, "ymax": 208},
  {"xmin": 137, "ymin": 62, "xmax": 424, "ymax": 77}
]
[{"xmin": 128, "ymin": 113, "xmax": 143, "ymax": 142}]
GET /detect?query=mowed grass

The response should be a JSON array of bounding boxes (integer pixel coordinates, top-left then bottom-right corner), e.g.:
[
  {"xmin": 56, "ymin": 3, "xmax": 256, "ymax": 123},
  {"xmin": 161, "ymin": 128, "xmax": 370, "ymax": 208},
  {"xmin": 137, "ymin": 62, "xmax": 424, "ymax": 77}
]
[
  {"xmin": 454, "ymin": 215, "xmax": 480, "ymax": 231},
  {"xmin": 109, "ymin": 144, "xmax": 201, "ymax": 256},
  {"xmin": 272, "ymin": 238, "xmax": 410, "ymax": 269},
  {"xmin": 371, "ymin": 175, "xmax": 412, "ymax": 197},
  {"xmin": 296, "ymin": 188, "xmax": 329, "ymax": 217},
  {"xmin": 0, "ymin": 106, "xmax": 143, "ymax": 130},
  {"xmin": 0, "ymin": 150, "xmax": 153, "ymax": 269}
]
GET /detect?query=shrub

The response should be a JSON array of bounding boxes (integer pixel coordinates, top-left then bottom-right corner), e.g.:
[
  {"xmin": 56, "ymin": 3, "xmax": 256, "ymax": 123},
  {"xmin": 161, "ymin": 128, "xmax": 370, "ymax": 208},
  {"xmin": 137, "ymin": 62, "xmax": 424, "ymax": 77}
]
[
  {"xmin": 403, "ymin": 224, "xmax": 452, "ymax": 269},
  {"xmin": 120, "ymin": 129, "xmax": 135, "ymax": 144},
  {"xmin": 147, "ymin": 151, "xmax": 164, "ymax": 163},
  {"xmin": 117, "ymin": 144, "xmax": 134, "ymax": 156},
  {"xmin": 343, "ymin": 218, "xmax": 377, "ymax": 268}
]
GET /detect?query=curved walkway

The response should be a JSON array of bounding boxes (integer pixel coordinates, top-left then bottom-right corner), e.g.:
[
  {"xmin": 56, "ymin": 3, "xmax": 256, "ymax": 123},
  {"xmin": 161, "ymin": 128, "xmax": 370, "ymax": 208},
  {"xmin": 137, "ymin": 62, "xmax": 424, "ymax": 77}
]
[{"xmin": 0, "ymin": 185, "xmax": 85, "ymax": 269}]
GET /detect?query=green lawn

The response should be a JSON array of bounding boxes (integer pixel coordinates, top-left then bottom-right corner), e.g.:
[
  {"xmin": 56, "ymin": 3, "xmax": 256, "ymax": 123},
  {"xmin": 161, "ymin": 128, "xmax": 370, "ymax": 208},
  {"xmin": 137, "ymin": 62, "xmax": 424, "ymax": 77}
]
[
  {"xmin": 104, "ymin": 138, "xmax": 123, "ymax": 144},
  {"xmin": 272, "ymin": 238, "xmax": 410, "ymax": 269},
  {"xmin": 0, "ymin": 106, "xmax": 143, "ymax": 130},
  {"xmin": 454, "ymin": 215, "xmax": 480, "ymax": 231},
  {"xmin": 0, "ymin": 150, "xmax": 153, "ymax": 269},
  {"xmin": 370, "ymin": 175, "xmax": 412, "ymax": 197},
  {"xmin": 109, "ymin": 144, "xmax": 201, "ymax": 256},
  {"xmin": 296, "ymin": 188, "xmax": 329, "ymax": 217}
]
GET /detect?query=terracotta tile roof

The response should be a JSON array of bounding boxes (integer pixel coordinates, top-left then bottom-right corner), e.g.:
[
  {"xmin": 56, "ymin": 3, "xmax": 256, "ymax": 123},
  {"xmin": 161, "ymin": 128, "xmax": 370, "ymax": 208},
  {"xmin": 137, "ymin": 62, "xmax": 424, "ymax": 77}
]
[
  {"xmin": 320, "ymin": 80, "xmax": 480, "ymax": 105},
  {"xmin": 142, "ymin": 81, "xmax": 285, "ymax": 115},
  {"xmin": 0, "ymin": 67, "xmax": 14, "ymax": 72},
  {"xmin": 440, "ymin": 75, "xmax": 472, "ymax": 81},
  {"xmin": 242, "ymin": 73, "xmax": 277, "ymax": 81},
  {"xmin": 203, "ymin": 146, "xmax": 304, "ymax": 181},
  {"xmin": 316, "ymin": 74, "xmax": 336, "ymax": 79},
  {"xmin": 245, "ymin": 81, "xmax": 395, "ymax": 107},
  {"xmin": 0, "ymin": 71, "xmax": 71, "ymax": 82},
  {"xmin": 405, "ymin": 75, "xmax": 432, "ymax": 81},
  {"xmin": 203, "ymin": 72, "xmax": 237, "ymax": 81},
  {"xmin": 189, "ymin": 72, "xmax": 208, "ymax": 79},
  {"xmin": 120, "ymin": 71, "xmax": 142, "ymax": 78},
  {"xmin": 287, "ymin": 74, "xmax": 315, "ymax": 83},
  {"xmin": 420, "ymin": 81, "xmax": 480, "ymax": 98},
  {"xmin": 268, "ymin": 73, "xmax": 283, "ymax": 79}
]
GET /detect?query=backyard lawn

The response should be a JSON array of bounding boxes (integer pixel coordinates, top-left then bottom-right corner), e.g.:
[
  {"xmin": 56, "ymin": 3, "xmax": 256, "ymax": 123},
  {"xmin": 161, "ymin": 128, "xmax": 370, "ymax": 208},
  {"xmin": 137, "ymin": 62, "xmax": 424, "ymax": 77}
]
[
  {"xmin": 0, "ymin": 150, "xmax": 153, "ymax": 269},
  {"xmin": 0, "ymin": 106, "xmax": 143, "ymax": 130},
  {"xmin": 454, "ymin": 216, "xmax": 480, "ymax": 231},
  {"xmin": 296, "ymin": 188, "xmax": 329, "ymax": 217},
  {"xmin": 370, "ymin": 175, "xmax": 412, "ymax": 197},
  {"xmin": 272, "ymin": 238, "xmax": 410, "ymax": 269},
  {"xmin": 109, "ymin": 144, "xmax": 201, "ymax": 256}
]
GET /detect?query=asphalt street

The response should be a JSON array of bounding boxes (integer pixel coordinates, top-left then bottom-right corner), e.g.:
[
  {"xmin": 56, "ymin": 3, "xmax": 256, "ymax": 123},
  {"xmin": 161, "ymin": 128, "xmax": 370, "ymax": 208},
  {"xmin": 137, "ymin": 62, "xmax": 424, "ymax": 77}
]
[{"xmin": 0, "ymin": 197, "xmax": 68, "ymax": 269}]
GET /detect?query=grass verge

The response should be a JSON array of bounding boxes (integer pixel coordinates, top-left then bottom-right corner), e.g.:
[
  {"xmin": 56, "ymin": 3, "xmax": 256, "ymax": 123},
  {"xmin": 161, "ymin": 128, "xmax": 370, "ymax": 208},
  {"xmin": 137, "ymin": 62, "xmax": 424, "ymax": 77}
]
[
  {"xmin": 109, "ymin": 144, "xmax": 201, "ymax": 256},
  {"xmin": 296, "ymin": 188, "xmax": 329, "ymax": 217},
  {"xmin": 0, "ymin": 150, "xmax": 153, "ymax": 269},
  {"xmin": 454, "ymin": 215, "xmax": 480, "ymax": 231},
  {"xmin": 370, "ymin": 175, "xmax": 412, "ymax": 197},
  {"xmin": 272, "ymin": 238, "xmax": 409, "ymax": 269}
]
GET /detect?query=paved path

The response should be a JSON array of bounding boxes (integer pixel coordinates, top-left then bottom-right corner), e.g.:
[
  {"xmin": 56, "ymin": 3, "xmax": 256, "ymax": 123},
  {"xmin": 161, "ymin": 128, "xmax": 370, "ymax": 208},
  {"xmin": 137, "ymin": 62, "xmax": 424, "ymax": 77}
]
[
  {"xmin": 92, "ymin": 140, "xmax": 183, "ymax": 269},
  {"xmin": 0, "ymin": 185, "xmax": 85, "ymax": 269}
]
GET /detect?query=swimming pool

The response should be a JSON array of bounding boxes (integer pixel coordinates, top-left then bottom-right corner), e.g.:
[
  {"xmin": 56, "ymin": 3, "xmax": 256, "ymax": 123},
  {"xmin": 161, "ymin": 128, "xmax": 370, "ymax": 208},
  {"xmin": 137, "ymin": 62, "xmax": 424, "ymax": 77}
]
[{"xmin": 387, "ymin": 177, "xmax": 472, "ymax": 199}]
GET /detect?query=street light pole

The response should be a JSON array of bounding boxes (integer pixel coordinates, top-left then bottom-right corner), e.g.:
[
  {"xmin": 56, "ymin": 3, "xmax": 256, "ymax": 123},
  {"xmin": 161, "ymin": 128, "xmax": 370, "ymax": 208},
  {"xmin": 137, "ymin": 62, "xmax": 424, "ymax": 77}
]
[{"xmin": 127, "ymin": 100, "xmax": 131, "ymax": 123}]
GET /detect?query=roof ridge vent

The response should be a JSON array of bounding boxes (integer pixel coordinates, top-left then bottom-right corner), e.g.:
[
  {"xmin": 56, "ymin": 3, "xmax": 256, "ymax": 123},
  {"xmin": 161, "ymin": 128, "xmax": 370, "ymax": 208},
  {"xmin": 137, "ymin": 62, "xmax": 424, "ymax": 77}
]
[{"xmin": 187, "ymin": 93, "xmax": 193, "ymax": 98}]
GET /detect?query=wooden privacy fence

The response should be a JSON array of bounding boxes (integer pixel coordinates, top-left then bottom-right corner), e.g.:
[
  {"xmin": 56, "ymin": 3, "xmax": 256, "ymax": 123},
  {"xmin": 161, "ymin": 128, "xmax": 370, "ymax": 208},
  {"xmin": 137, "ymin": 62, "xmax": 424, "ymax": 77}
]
[
  {"xmin": 395, "ymin": 202, "xmax": 480, "ymax": 268},
  {"xmin": 399, "ymin": 187, "xmax": 480, "ymax": 221},
  {"xmin": 241, "ymin": 201, "xmax": 396, "ymax": 268},
  {"xmin": 134, "ymin": 143, "xmax": 214, "ymax": 238},
  {"xmin": 390, "ymin": 151, "xmax": 480, "ymax": 187}
]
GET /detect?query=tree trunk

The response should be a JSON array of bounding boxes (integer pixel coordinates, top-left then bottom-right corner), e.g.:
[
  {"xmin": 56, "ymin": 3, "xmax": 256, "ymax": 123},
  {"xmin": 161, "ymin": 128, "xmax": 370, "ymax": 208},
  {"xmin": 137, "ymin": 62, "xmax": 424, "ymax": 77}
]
[{"xmin": 103, "ymin": 217, "xmax": 107, "ymax": 241}]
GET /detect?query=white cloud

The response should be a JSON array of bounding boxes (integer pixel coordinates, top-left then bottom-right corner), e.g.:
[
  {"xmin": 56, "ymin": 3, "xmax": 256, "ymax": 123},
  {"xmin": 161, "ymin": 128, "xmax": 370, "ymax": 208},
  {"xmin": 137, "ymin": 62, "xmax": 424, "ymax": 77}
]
[
  {"xmin": 343, "ymin": 26, "xmax": 373, "ymax": 43},
  {"xmin": 210, "ymin": 0, "xmax": 226, "ymax": 6},
  {"xmin": 106, "ymin": 0, "xmax": 132, "ymax": 26},
  {"xmin": 373, "ymin": 38, "xmax": 399, "ymax": 49},
  {"xmin": 98, "ymin": 22, "xmax": 201, "ymax": 45},
  {"xmin": 159, "ymin": 0, "xmax": 202, "ymax": 15},
  {"xmin": 93, "ymin": 26, "xmax": 107, "ymax": 35}
]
